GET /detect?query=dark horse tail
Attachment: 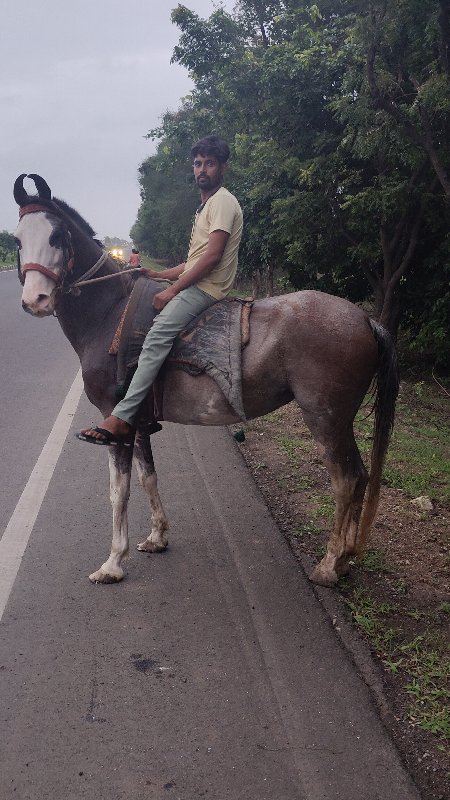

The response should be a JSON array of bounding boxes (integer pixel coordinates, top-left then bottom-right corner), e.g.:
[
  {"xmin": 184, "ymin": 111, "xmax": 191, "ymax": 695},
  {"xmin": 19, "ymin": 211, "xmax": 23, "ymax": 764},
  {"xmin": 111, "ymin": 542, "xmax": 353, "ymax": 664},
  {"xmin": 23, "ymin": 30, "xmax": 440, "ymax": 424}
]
[{"xmin": 358, "ymin": 319, "xmax": 400, "ymax": 551}]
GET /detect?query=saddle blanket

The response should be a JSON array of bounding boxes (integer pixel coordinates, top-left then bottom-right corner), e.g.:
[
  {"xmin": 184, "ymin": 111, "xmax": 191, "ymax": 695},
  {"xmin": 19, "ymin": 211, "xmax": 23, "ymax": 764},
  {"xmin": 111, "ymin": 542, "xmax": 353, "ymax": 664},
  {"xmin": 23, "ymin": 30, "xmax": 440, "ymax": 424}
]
[{"xmin": 110, "ymin": 276, "xmax": 251, "ymax": 422}]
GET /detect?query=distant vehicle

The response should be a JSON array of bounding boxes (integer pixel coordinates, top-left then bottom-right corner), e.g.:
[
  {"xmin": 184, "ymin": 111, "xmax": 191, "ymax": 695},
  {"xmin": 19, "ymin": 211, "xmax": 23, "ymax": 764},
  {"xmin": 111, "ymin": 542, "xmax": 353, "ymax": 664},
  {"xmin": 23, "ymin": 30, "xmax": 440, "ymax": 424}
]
[{"xmin": 109, "ymin": 247, "xmax": 124, "ymax": 261}]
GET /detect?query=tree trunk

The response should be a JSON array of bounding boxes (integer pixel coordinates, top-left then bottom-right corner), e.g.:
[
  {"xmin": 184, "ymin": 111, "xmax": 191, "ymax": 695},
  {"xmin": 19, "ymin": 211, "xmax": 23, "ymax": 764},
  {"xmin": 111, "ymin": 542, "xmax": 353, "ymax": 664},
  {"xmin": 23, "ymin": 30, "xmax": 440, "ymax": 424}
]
[
  {"xmin": 252, "ymin": 269, "xmax": 262, "ymax": 298},
  {"xmin": 266, "ymin": 263, "xmax": 274, "ymax": 297}
]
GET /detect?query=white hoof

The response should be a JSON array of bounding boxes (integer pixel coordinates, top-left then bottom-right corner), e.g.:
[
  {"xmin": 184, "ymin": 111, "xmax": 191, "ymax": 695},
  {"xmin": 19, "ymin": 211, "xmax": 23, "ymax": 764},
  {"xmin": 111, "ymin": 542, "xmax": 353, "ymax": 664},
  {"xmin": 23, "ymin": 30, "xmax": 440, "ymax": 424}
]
[{"xmin": 89, "ymin": 567, "xmax": 124, "ymax": 584}]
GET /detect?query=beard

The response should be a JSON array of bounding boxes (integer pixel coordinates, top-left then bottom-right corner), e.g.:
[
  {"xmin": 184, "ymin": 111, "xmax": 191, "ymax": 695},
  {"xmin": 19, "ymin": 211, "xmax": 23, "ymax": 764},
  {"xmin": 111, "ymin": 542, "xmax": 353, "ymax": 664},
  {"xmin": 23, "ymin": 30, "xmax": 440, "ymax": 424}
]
[{"xmin": 195, "ymin": 174, "xmax": 220, "ymax": 190}]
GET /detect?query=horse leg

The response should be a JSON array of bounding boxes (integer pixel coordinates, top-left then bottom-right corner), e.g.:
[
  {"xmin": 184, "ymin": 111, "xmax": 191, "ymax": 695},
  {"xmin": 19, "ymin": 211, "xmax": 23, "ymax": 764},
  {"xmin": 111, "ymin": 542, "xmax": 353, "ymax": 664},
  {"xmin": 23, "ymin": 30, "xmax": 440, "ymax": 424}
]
[
  {"xmin": 89, "ymin": 445, "xmax": 133, "ymax": 584},
  {"xmin": 133, "ymin": 428, "xmax": 169, "ymax": 553},
  {"xmin": 301, "ymin": 413, "xmax": 368, "ymax": 587}
]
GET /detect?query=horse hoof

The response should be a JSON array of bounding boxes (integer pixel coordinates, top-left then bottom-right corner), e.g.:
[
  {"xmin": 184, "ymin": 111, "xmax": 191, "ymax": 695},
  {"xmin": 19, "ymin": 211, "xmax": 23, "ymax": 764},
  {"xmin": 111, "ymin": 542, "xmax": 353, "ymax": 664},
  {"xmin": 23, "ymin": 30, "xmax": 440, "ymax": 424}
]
[
  {"xmin": 137, "ymin": 539, "xmax": 168, "ymax": 553},
  {"xmin": 89, "ymin": 568, "xmax": 124, "ymax": 584},
  {"xmin": 309, "ymin": 563, "xmax": 339, "ymax": 588}
]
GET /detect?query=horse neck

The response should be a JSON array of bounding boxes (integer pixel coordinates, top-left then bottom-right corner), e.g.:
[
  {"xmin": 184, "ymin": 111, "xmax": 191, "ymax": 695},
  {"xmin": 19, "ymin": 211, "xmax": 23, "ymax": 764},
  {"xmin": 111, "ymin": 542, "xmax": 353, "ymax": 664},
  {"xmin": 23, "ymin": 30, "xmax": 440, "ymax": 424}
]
[{"xmin": 57, "ymin": 228, "xmax": 130, "ymax": 356}]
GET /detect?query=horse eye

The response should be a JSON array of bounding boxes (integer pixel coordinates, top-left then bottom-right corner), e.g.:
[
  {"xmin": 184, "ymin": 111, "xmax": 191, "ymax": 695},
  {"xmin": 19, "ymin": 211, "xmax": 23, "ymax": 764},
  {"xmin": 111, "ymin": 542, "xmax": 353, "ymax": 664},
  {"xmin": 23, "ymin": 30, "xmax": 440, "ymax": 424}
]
[{"xmin": 49, "ymin": 228, "xmax": 63, "ymax": 248}]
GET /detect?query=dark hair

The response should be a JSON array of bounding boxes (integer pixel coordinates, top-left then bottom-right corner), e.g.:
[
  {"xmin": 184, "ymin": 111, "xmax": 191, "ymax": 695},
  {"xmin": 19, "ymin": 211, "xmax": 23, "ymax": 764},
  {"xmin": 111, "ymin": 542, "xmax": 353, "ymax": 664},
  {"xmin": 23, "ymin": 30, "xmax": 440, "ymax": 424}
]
[
  {"xmin": 191, "ymin": 135, "xmax": 230, "ymax": 164},
  {"xmin": 131, "ymin": 248, "xmax": 139, "ymax": 254}
]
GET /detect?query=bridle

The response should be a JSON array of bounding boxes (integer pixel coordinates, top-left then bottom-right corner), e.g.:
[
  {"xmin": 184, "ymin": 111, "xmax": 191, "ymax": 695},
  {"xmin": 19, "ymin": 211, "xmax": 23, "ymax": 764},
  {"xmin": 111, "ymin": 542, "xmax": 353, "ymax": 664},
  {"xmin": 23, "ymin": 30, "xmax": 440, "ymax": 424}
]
[
  {"xmin": 17, "ymin": 203, "xmax": 118, "ymax": 295},
  {"xmin": 17, "ymin": 204, "xmax": 76, "ymax": 287}
]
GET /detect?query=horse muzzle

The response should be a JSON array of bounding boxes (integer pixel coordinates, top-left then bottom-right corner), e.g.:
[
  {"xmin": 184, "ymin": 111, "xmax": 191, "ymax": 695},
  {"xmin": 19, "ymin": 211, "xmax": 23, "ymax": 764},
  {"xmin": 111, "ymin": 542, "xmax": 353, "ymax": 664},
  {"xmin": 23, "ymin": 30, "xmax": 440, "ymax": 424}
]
[
  {"xmin": 21, "ymin": 272, "xmax": 58, "ymax": 316},
  {"xmin": 21, "ymin": 295, "xmax": 56, "ymax": 317}
]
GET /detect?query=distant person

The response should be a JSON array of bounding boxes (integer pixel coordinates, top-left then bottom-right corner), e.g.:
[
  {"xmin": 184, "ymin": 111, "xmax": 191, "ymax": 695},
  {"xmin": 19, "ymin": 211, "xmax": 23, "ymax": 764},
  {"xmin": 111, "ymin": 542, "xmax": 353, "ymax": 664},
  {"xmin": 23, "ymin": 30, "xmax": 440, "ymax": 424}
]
[
  {"xmin": 78, "ymin": 134, "xmax": 243, "ymax": 446},
  {"xmin": 127, "ymin": 248, "xmax": 141, "ymax": 269}
]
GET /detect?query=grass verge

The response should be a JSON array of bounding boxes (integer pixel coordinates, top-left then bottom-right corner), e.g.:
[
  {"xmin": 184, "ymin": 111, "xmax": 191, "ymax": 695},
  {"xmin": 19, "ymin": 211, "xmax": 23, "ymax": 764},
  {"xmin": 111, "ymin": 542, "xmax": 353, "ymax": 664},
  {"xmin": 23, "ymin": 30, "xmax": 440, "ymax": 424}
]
[{"xmin": 344, "ymin": 586, "xmax": 450, "ymax": 742}]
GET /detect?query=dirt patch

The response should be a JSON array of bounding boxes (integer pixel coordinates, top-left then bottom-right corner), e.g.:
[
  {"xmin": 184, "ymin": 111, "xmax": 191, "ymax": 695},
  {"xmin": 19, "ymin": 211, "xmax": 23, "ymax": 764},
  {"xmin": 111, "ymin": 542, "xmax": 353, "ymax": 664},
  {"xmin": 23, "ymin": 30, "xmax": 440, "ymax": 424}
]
[{"xmin": 231, "ymin": 391, "xmax": 450, "ymax": 800}]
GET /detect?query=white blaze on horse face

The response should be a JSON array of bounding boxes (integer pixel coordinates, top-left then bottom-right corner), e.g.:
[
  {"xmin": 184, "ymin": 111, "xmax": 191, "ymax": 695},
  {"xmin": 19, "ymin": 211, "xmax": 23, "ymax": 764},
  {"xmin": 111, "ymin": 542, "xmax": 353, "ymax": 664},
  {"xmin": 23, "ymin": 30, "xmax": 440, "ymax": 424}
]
[{"xmin": 16, "ymin": 211, "xmax": 63, "ymax": 315}]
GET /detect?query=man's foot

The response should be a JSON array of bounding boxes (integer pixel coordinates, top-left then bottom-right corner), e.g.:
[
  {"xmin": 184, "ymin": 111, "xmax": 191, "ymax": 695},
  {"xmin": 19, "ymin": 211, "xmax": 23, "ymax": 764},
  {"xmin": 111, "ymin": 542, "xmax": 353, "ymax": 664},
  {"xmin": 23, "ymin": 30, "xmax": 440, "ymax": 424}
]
[
  {"xmin": 147, "ymin": 421, "xmax": 163, "ymax": 435},
  {"xmin": 77, "ymin": 416, "xmax": 134, "ymax": 447}
]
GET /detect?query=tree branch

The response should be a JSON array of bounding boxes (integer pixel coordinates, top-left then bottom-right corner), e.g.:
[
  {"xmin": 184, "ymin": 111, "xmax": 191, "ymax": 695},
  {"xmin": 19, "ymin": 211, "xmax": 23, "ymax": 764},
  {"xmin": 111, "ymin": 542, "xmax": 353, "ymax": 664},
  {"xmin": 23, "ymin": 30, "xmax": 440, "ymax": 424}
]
[
  {"xmin": 389, "ymin": 160, "xmax": 429, "ymax": 257},
  {"xmin": 438, "ymin": 0, "xmax": 450, "ymax": 77},
  {"xmin": 330, "ymin": 197, "xmax": 379, "ymax": 289}
]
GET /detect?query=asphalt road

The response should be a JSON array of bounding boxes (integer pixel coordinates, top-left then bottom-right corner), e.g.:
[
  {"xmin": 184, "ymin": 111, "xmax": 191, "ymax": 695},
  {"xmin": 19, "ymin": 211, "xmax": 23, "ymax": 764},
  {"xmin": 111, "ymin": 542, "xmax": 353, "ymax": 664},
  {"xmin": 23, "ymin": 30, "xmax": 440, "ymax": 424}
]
[{"xmin": 0, "ymin": 270, "xmax": 420, "ymax": 800}]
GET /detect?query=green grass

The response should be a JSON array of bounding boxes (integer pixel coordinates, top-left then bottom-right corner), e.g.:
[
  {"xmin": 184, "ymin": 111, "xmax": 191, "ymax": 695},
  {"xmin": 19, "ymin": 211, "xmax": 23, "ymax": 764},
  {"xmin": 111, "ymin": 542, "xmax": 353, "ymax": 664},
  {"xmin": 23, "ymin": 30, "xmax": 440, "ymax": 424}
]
[
  {"xmin": 140, "ymin": 255, "xmax": 166, "ymax": 270},
  {"xmin": 346, "ymin": 589, "xmax": 399, "ymax": 653},
  {"xmin": 263, "ymin": 411, "xmax": 283, "ymax": 424},
  {"xmin": 346, "ymin": 589, "xmax": 450, "ymax": 741},
  {"xmin": 292, "ymin": 520, "xmax": 322, "ymax": 538},
  {"xmin": 0, "ymin": 254, "xmax": 15, "ymax": 271},
  {"xmin": 355, "ymin": 382, "xmax": 450, "ymax": 503},
  {"xmin": 357, "ymin": 548, "xmax": 387, "ymax": 573},
  {"xmin": 402, "ymin": 634, "xmax": 450, "ymax": 740},
  {"xmin": 275, "ymin": 434, "xmax": 311, "ymax": 463},
  {"xmin": 311, "ymin": 493, "xmax": 335, "ymax": 521}
]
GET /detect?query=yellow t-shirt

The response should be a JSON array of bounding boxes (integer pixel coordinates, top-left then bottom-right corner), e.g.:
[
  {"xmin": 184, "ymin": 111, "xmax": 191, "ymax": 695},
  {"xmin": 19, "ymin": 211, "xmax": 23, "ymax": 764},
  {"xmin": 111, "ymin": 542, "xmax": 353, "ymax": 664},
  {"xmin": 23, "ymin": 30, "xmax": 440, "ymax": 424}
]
[{"xmin": 182, "ymin": 186, "xmax": 243, "ymax": 300}]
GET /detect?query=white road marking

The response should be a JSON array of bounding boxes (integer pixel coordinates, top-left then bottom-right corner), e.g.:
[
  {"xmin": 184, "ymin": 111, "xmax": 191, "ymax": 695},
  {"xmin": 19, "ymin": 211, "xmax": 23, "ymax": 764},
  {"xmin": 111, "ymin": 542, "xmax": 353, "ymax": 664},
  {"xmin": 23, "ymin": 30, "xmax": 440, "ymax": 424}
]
[{"xmin": 0, "ymin": 368, "xmax": 84, "ymax": 621}]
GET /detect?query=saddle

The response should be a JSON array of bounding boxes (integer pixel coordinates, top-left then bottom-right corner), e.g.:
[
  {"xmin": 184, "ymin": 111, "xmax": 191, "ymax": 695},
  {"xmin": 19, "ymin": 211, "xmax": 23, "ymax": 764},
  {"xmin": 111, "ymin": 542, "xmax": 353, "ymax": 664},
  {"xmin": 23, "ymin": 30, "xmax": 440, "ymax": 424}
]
[{"xmin": 109, "ymin": 276, "xmax": 253, "ymax": 422}]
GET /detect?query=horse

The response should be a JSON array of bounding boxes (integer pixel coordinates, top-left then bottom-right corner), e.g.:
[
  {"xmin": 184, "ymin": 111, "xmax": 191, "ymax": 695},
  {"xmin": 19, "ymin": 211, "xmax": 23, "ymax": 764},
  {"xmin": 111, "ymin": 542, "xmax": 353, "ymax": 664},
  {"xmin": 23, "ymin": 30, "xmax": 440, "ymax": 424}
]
[{"xmin": 13, "ymin": 173, "xmax": 399, "ymax": 588}]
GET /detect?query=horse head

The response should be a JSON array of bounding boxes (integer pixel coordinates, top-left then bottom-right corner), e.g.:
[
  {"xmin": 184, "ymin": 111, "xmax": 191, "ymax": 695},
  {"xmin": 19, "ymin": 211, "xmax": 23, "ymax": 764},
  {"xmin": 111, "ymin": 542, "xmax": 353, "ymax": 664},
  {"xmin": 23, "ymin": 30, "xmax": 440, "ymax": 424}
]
[{"xmin": 14, "ymin": 174, "xmax": 74, "ymax": 316}]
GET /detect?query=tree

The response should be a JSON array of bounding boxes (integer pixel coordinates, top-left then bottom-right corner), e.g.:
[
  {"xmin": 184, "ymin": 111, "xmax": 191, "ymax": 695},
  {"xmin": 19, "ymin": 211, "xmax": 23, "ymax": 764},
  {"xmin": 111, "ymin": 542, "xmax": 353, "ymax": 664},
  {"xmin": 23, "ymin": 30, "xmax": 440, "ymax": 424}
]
[
  {"xmin": 132, "ymin": 1, "xmax": 450, "ymax": 362},
  {"xmin": 131, "ymin": 121, "xmax": 199, "ymax": 263},
  {"xmin": 0, "ymin": 230, "xmax": 16, "ymax": 262}
]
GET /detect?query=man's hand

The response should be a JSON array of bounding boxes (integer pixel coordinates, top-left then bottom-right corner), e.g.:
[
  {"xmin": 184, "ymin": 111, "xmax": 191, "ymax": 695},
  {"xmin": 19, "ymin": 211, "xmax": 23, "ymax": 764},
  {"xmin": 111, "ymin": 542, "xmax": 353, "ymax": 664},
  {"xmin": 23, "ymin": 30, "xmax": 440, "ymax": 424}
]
[{"xmin": 153, "ymin": 286, "xmax": 177, "ymax": 311}]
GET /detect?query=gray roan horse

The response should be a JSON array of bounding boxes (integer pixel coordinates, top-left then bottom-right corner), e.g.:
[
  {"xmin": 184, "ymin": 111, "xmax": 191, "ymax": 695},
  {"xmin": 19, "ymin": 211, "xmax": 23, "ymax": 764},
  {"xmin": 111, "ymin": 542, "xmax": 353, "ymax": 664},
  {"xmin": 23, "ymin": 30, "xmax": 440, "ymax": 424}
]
[{"xmin": 14, "ymin": 174, "xmax": 399, "ymax": 588}]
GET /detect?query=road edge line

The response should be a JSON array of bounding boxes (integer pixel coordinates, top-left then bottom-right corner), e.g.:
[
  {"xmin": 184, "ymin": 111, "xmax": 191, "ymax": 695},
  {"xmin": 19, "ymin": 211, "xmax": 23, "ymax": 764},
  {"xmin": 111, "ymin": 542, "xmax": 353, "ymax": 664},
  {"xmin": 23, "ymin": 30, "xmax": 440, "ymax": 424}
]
[{"xmin": 0, "ymin": 368, "xmax": 84, "ymax": 621}]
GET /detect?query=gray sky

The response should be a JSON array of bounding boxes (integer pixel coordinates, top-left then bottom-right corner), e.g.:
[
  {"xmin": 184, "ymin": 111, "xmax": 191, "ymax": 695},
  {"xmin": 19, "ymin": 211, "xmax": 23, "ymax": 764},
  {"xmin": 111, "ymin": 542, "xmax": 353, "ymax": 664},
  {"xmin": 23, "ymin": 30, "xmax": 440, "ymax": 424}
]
[{"xmin": 1, "ymin": 0, "xmax": 235, "ymax": 240}]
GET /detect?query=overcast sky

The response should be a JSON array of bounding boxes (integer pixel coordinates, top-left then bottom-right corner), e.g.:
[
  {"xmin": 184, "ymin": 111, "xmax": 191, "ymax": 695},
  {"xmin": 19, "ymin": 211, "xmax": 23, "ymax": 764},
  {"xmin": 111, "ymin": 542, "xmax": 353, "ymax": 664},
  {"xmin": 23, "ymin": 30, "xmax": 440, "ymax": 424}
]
[{"xmin": 1, "ymin": 0, "xmax": 235, "ymax": 240}]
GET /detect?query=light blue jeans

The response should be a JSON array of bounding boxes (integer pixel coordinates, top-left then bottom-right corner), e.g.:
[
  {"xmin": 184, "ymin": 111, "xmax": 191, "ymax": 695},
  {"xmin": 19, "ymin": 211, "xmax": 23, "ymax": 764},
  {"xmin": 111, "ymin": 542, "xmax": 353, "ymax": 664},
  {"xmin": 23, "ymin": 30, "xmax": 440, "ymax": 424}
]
[{"xmin": 112, "ymin": 285, "xmax": 217, "ymax": 426}]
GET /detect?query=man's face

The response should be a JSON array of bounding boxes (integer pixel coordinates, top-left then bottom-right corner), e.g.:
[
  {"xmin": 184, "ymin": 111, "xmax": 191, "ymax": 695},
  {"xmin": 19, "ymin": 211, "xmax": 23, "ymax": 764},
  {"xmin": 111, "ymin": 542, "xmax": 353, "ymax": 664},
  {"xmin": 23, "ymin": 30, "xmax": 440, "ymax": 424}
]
[{"xmin": 193, "ymin": 154, "xmax": 225, "ymax": 191}]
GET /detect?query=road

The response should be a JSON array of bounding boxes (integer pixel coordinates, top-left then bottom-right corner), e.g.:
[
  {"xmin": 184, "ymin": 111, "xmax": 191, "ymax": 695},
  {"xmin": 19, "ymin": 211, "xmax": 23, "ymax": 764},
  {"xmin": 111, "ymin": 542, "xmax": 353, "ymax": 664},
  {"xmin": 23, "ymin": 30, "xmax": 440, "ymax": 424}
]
[{"xmin": 0, "ymin": 270, "xmax": 420, "ymax": 800}]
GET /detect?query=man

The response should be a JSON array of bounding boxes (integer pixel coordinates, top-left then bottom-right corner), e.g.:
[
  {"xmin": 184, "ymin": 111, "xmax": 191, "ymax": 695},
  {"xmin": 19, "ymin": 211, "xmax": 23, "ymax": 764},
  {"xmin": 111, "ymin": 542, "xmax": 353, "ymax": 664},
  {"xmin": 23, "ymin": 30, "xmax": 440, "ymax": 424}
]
[
  {"xmin": 78, "ymin": 135, "xmax": 243, "ymax": 446},
  {"xmin": 127, "ymin": 248, "xmax": 141, "ymax": 268}
]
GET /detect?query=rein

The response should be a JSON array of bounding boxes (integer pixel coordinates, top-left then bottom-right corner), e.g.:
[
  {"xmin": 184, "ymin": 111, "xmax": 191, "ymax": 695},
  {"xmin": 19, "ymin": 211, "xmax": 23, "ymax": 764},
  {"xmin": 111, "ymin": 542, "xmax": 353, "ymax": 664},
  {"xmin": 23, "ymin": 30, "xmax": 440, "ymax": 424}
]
[{"xmin": 63, "ymin": 266, "xmax": 143, "ymax": 292}]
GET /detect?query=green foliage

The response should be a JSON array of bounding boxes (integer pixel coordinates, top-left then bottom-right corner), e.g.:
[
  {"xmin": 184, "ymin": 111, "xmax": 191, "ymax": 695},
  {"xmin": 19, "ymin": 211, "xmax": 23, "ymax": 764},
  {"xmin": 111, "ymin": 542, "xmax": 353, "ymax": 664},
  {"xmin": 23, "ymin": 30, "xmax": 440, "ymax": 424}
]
[
  {"xmin": 0, "ymin": 230, "xmax": 16, "ymax": 263},
  {"xmin": 132, "ymin": 0, "xmax": 450, "ymax": 359},
  {"xmin": 131, "ymin": 129, "xmax": 198, "ymax": 264}
]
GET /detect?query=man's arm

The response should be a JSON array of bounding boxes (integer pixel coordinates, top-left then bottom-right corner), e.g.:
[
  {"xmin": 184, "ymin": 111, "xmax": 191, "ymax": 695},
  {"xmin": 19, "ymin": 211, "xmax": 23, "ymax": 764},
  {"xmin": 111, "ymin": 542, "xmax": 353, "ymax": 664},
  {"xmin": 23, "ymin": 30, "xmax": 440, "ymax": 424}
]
[
  {"xmin": 153, "ymin": 230, "xmax": 229, "ymax": 310},
  {"xmin": 147, "ymin": 263, "xmax": 186, "ymax": 281}
]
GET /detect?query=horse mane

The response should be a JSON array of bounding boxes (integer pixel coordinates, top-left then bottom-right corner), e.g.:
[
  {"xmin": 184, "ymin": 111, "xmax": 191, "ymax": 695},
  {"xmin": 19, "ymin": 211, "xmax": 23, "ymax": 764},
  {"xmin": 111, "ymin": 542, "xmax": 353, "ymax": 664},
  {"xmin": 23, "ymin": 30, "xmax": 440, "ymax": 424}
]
[
  {"xmin": 52, "ymin": 197, "xmax": 97, "ymax": 240},
  {"xmin": 22, "ymin": 194, "xmax": 98, "ymax": 240}
]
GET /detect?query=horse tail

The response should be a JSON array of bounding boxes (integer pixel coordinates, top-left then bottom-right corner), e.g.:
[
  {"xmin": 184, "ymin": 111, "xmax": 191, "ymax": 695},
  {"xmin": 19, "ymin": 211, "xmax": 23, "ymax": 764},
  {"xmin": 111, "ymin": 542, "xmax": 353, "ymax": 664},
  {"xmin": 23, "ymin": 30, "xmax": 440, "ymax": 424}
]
[{"xmin": 357, "ymin": 319, "xmax": 399, "ymax": 552}]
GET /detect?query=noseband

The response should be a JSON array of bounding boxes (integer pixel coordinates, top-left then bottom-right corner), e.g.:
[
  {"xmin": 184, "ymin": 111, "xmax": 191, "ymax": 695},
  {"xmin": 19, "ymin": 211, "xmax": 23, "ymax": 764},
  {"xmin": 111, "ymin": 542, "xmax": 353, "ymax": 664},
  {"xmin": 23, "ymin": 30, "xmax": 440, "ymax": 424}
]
[{"xmin": 18, "ymin": 204, "xmax": 75, "ymax": 287}]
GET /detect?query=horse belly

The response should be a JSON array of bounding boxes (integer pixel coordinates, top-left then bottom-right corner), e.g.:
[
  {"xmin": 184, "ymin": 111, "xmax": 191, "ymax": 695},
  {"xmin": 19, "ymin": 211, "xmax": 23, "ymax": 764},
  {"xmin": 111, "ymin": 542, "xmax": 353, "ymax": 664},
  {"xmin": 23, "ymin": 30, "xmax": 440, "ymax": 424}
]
[{"xmin": 160, "ymin": 370, "xmax": 241, "ymax": 426}]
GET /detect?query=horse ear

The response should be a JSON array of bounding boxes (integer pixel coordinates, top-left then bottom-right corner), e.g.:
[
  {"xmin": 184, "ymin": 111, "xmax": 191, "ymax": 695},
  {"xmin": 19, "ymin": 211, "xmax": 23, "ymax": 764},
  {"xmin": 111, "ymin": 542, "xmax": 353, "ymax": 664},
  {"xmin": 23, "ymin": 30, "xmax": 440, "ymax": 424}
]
[
  {"xmin": 13, "ymin": 174, "xmax": 29, "ymax": 206},
  {"xmin": 28, "ymin": 174, "xmax": 52, "ymax": 201}
]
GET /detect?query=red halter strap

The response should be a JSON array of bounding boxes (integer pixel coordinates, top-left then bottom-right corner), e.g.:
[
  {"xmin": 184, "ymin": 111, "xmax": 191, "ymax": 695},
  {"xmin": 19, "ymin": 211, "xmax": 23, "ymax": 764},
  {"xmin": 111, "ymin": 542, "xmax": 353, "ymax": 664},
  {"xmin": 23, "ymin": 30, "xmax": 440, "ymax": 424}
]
[
  {"xmin": 18, "ymin": 203, "xmax": 52, "ymax": 218},
  {"xmin": 18, "ymin": 203, "xmax": 74, "ymax": 286}
]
